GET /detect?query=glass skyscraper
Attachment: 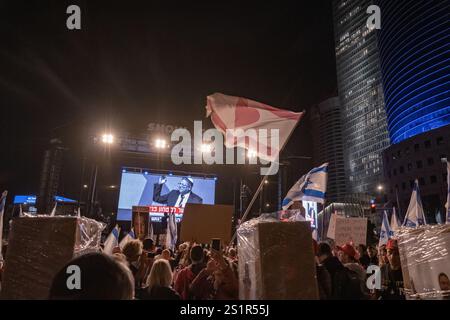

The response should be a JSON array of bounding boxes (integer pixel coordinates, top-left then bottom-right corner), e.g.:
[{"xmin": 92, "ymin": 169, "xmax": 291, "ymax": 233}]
[
  {"xmin": 377, "ymin": 0, "xmax": 450, "ymax": 144},
  {"xmin": 332, "ymin": 0, "xmax": 390, "ymax": 195}
]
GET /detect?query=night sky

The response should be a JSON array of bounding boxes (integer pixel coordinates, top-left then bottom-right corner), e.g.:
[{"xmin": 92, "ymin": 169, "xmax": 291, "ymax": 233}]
[{"xmin": 0, "ymin": 0, "xmax": 336, "ymax": 200}]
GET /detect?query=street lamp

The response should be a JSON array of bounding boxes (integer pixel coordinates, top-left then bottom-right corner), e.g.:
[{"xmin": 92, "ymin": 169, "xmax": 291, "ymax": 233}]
[
  {"xmin": 377, "ymin": 185, "xmax": 383, "ymax": 191},
  {"xmin": 101, "ymin": 134, "xmax": 114, "ymax": 144},
  {"xmin": 154, "ymin": 138, "xmax": 167, "ymax": 149}
]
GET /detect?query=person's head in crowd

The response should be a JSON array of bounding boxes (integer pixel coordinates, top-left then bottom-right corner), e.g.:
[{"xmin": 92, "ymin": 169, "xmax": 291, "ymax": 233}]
[
  {"xmin": 337, "ymin": 244, "xmax": 358, "ymax": 264},
  {"xmin": 357, "ymin": 244, "xmax": 367, "ymax": 256},
  {"xmin": 122, "ymin": 240, "xmax": 143, "ymax": 263},
  {"xmin": 228, "ymin": 247, "xmax": 237, "ymax": 260},
  {"xmin": 146, "ymin": 259, "xmax": 173, "ymax": 289},
  {"xmin": 143, "ymin": 238, "xmax": 155, "ymax": 252},
  {"xmin": 317, "ymin": 242, "xmax": 333, "ymax": 263},
  {"xmin": 378, "ymin": 244, "xmax": 388, "ymax": 266},
  {"xmin": 386, "ymin": 239, "xmax": 401, "ymax": 269},
  {"xmin": 178, "ymin": 243, "xmax": 187, "ymax": 253},
  {"xmin": 438, "ymin": 273, "xmax": 450, "ymax": 292},
  {"xmin": 156, "ymin": 247, "xmax": 163, "ymax": 256},
  {"xmin": 112, "ymin": 253, "xmax": 128, "ymax": 265},
  {"xmin": 190, "ymin": 245, "xmax": 204, "ymax": 265},
  {"xmin": 49, "ymin": 253, "xmax": 134, "ymax": 300},
  {"xmin": 367, "ymin": 245, "xmax": 377, "ymax": 258},
  {"xmin": 178, "ymin": 177, "xmax": 194, "ymax": 195},
  {"xmin": 161, "ymin": 249, "xmax": 171, "ymax": 261}
]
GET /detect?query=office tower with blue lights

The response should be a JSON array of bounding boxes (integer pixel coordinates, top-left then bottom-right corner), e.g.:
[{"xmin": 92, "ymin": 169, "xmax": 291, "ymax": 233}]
[
  {"xmin": 378, "ymin": 0, "xmax": 450, "ymax": 221},
  {"xmin": 332, "ymin": 0, "xmax": 390, "ymax": 197}
]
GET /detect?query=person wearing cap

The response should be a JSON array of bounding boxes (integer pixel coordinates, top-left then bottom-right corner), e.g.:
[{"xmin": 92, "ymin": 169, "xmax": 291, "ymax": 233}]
[
  {"xmin": 317, "ymin": 242, "xmax": 365, "ymax": 299},
  {"xmin": 153, "ymin": 176, "xmax": 203, "ymax": 208},
  {"xmin": 336, "ymin": 243, "xmax": 367, "ymax": 287},
  {"xmin": 378, "ymin": 239, "xmax": 405, "ymax": 300}
]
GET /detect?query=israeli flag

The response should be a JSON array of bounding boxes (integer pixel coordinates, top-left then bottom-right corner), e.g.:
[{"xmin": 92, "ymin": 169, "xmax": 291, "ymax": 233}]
[
  {"xmin": 119, "ymin": 228, "xmax": 136, "ymax": 250},
  {"xmin": 446, "ymin": 161, "xmax": 450, "ymax": 224},
  {"xmin": 403, "ymin": 179, "xmax": 427, "ymax": 227},
  {"xmin": 282, "ymin": 163, "xmax": 328, "ymax": 209},
  {"xmin": 103, "ymin": 225, "xmax": 120, "ymax": 254},
  {"xmin": 379, "ymin": 210, "xmax": 393, "ymax": 246},
  {"xmin": 390, "ymin": 207, "xmax": 401, "ymax": 232}
]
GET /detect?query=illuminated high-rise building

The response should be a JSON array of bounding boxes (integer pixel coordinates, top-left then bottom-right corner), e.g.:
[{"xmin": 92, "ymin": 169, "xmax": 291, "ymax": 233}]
[{"xmin": 332, "ymin": 0, "xmax": 390, "ymax": 196}]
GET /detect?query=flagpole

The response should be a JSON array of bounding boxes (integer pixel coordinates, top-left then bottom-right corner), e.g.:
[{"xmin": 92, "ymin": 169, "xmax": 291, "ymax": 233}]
[{"xmin": 229, "ymin": 112, "xmax": 305, "ymax": 246}]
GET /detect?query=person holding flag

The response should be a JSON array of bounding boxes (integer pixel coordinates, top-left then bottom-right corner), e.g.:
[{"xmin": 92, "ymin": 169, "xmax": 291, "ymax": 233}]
[{"xmin": 103, "ymin": 225, "xmax": 121, "ymax": 255}]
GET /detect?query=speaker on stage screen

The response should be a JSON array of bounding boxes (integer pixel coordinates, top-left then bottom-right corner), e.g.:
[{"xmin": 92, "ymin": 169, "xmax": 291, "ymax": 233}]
[{"xmin": 117, "ymin": 169, "xmax": 216, "ymax": 221}]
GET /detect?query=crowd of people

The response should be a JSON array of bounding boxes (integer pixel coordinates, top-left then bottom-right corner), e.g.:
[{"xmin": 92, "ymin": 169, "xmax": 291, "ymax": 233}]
[
  {"xmin": 2, "ymin": 233, "xmax": 407, "ymax": 300},
  {"xmin": 40, "ymin": 238, "xmax": 239, "ymax": 300},
  {"xmin": 315, "ymin": 239, "xmax": 405, "ymax": 300}
]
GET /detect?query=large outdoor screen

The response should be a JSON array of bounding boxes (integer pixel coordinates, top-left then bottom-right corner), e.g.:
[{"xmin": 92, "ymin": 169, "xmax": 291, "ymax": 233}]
[{"xmin": 117, "ymin": 169, "xmax": 216, "ymax": 221}]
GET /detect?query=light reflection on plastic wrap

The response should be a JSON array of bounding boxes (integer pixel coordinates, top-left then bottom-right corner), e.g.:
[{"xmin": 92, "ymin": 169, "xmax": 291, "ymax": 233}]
[
  {"xmin": 75, "ymin": 216, "xmax": 106, "ymax": 256},
  {"xmin": 397, "ymin": 224, "xmax": 450, "ymax": 300}
]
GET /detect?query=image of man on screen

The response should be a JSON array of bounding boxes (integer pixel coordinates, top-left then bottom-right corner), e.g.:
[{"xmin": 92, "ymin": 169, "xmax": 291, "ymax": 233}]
[{"xmin": 153, "ymin": 176, "xmax": 203, "ymax": 208}]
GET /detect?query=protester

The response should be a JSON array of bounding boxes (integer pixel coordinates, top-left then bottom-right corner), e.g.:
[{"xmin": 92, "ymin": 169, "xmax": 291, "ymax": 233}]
[
  {"xmin": 313, "ymin": 240, "xmax": 332, "ymax": 300},
  {"xmin": 190, "ymin": 249, "xmax": 239, "ymax": 300},
  {"xmin": 139, "ymin": 259, "xmax": 180, "ymax": 300},
  {"xmin": 174, "ymin": 245, "xmax": 206, "ymax": 299},
  {"xmin": 122, "ymin": 239, "xmax": 151, "ymax": 289},
  {"xmin": 49, "ymin": 253, "xmax": 134, "ymax": 300},
  {"xmin": 159, "ymin": 249, "xmax": 171, "ymax": 261},
  {"xmin": 317, "ymin": 242, "xmax": 365, "ymax": 300},
  {"xmin": 366, "ymin": 245, "xmax": 379, "ymax": 266},
  {"xmin": 378, "ymin": 244, "xmax": 389, "ymax": 267},
  {"xmin": 378, "ymin": 239, "xmax": 405, "ymax": 300},
  {"xmin": 227, "ymin": 247, "xmax": 238, "ymax": 263},
  {"xmin": 357, "ymin": 244, "xmax": 370, "ymax": 269},
  {"xmin": 337, "ymin": 244, "xmax": 367, "ymax": 283}
]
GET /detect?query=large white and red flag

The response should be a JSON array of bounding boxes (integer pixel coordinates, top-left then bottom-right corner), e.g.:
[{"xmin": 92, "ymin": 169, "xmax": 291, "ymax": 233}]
[{"xmin": 206, "ymin": 93, "xmax": 303, "ymax": 162}]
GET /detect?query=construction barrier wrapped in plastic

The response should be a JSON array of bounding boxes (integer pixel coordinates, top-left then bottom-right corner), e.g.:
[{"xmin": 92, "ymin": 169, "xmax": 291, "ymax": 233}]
[
  {"xmin": 237, "ymin": 214, "xmax": 319, "ymax": 300},
  {"xmin": 1, "ymin": 216, "xmax": 105, "ymax": 299},
  {"xmin": 397, "ymin": 224, "xmax": 450, "ymax": 300}
]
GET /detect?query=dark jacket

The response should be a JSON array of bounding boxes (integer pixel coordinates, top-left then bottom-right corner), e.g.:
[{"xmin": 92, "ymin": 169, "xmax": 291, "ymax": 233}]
[
  {"xmin": 322, "ymin": 256, "xmax": 365, "ymax": 300},
  {"xmin": 316, "ymin": 265, "xmax": 332, "ymax": 300},
  {"xmin": 140, "ymin": 286, "xmax": 180, "ymax": 300},
  {"xmin": 153, "ymin": 183, "xmax": 203, "ymax": 206},
  {"xmin": 322, "ymin": 256, "xmax": 345, "ymax": 280}
]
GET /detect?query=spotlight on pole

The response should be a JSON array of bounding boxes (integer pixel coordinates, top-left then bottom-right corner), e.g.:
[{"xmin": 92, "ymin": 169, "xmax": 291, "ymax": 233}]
[
  {"xmin": 101, "ymin": 134, "xmax": 114, "ymax": 144},
  {"xmin": 154, "ymin": 138, "xmax": 167, "ymax": 149}
]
